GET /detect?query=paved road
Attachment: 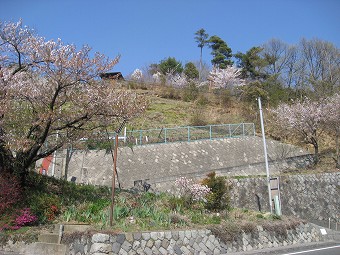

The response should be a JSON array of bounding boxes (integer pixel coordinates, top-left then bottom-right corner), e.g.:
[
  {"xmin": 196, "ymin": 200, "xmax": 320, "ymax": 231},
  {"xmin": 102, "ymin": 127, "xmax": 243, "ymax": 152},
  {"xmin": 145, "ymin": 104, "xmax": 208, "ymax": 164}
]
[
  {"xmin": 278, "ymin": 245, "xmax": 340, "ymax": 255},
  {"xmin": 227, "ymin": 242, "xmax": 340, "ymax": 255}
]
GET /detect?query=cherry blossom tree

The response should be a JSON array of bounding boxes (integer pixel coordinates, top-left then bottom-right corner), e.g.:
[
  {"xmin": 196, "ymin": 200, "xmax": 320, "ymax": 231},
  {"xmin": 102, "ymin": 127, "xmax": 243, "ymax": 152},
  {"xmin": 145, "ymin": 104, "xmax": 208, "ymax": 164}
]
[
  {"xmin": 208, "ymin": 66, "xmax": 245, "ymax": 90},
  {"xmin": 0, "ymin": 20, "xmax": 146, "ymax": 184},
  {"xmin": 166, "ymin": 72, "xmax": 188, "ymax": 88},
  {"xmin": 323, "ymin": 94, "xmax": 340, "ymax": 168},
  {"xmin": 270, "ymin": 98, "xmax": 326, "ymax": 164},
  {"xmin": 131, "ymin": 68, "xmax": 143, "ymax": 81},
  {"xmin": 152, "ymin": 71, "xmax": 162, "ymax": 83}
]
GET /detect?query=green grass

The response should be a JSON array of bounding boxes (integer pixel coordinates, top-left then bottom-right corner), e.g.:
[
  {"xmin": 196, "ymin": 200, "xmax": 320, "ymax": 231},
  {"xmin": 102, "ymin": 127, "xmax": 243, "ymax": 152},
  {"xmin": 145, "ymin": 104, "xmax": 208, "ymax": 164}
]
[
  {"xmin": 128, "ymin": 97, "xmax": 194, "ymax": 129},
  {"xmin": 1, "ymin": 171, "xmax": 307, "ymax": 240}
]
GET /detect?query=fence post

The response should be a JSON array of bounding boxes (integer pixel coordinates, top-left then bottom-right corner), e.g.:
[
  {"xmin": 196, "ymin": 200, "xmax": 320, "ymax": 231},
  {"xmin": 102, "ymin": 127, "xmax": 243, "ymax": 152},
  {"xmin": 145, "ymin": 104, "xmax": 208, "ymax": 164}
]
[
  {"xmin": 209, "ymin": 125, "xmax": 212, "ymax": 140},
  {"xmin": 187, "ymin": 126, "xmax": 190, "ymax": 142},
  {"xmin": 164, "ymin": 128, "xmax": 167, "ymax": 144},
  {"xmin": 229, "ymin": 124, "xmax": 231, "ymax": 137},
  {"xmin": 242, "ymin": 123, "xmax": 245, "ymax": 137}
]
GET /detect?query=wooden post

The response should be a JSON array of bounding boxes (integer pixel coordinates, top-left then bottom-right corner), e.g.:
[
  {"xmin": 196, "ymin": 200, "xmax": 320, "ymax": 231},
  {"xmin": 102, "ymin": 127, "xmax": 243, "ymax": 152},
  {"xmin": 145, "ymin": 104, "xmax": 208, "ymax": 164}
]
[{"xmin": 110, "ymin": 133, "xmax": 119, "ymax": 226}]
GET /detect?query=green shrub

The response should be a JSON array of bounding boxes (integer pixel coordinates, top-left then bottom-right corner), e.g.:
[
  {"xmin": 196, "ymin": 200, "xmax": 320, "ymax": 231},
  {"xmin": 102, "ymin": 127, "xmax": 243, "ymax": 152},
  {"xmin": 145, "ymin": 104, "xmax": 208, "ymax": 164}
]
[
  {"xmin": 182, "ymin": 82, "xmax": 199, "ymax": 102},
  {"xmin": 201, "ymin": 172, "xmax": 232, "ymax": 211},
  {"xmin": 159, "ymin": 86, "xmax": 181, "ymax": 99},
  {"xmin": 27, "ymin": 193, "xmax": 61, "ymax": 223},
  {"xmin": 189, "ymin": 108, "xmax": 207, "ymax": 126},
  {"xmin": 168, "ymin": 196, "xmax": 185, "ymax": 212},
  {"xmin": 256, "ymin": 213, "xmax": 264, "ymax": 219},
  {"xmin": 215, "ymin": 89, "xmax": 232, "ymax": 107},
  {"xmin": 195, "ymin": 94, "xmax": 209, "ymax": 106}
]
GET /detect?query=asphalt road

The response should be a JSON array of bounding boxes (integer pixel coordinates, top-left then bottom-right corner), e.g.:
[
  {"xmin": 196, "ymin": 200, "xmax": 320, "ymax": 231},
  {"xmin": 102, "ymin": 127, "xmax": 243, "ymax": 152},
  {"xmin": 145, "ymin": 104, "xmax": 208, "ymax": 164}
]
[
  {"xmin": 226, "ymin": 241, "xmax": 340, "ymax": 255},
  {"xmin": 279, "ymin": 245, "xmax": 340, "ymax": 255}
]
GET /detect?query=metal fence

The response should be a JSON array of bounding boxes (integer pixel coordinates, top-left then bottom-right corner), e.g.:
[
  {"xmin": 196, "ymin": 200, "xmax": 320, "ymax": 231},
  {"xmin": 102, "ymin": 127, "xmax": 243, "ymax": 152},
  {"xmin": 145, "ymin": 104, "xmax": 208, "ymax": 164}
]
[{"xmin": 118, "ymin": 123, "xmax": 255, "ymax": 146}]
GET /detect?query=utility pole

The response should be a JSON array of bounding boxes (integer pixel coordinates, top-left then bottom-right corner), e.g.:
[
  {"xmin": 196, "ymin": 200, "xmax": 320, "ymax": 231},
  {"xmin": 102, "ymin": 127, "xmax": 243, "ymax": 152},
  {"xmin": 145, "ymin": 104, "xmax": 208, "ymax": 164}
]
[
  {"xmin": 109, "ymin": 119, "xmax": 126, "ymax": 226},
  {"xmin": 258, "ymin": 97, "xmax": 273, "ymax": 214}
]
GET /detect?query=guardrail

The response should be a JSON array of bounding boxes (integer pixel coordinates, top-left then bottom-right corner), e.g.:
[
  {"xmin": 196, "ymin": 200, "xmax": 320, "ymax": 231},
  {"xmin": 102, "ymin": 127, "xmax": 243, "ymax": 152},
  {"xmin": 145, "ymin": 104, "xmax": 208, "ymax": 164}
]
[{"xmin": 116, "ymin": 123, "xmax": 255, "ymax": 146}]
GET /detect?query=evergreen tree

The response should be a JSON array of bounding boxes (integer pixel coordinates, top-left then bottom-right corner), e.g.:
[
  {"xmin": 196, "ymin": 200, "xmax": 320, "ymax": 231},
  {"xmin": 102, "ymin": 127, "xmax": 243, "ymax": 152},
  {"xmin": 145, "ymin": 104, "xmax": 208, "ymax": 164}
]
[
  {"xmin": 208, "ymin": 35, "xmax": 233, "ymax": 69},
  {"xmin": 159, "ymin": 57, "xmax": 183, "ymax": 75},
  {"xmin": 235, "ymin": 47, "xmax": 267, "ymax": 80},
  {"xmin": 194, "ymin": 28, "xmax": 209, "ymax": 79},
  {"xmin": 184, "ymin": 62, "xmax": 199, "ymax": 79}
]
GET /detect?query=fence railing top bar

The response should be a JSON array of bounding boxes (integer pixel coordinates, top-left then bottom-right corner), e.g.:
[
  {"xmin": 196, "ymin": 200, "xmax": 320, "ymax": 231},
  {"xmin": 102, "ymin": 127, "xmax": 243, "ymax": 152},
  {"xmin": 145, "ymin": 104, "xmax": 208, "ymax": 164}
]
[{"xmin": 126, "ymin": 123, "xmax": 254, "ymax": 133}]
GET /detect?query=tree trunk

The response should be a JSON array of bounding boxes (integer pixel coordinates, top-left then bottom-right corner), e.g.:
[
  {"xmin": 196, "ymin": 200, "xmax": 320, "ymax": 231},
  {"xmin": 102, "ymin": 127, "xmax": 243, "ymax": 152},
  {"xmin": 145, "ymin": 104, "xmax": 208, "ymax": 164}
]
[
  {"xmin": 12, "ymin": 152, "xmax": 31, "ymax": 186},
  {"xmin": 64, "ymin": 145, "xmax": 73, "ymax": 181},
  {"xmin": 310, "ymin": 137, "xmax": 319, "ymax": 165},
  {"xmin": 314, "ymin": 143, "xmax": 319, "ymax": 165},
  {"xmin": 199, "ymin": 47, "xmax": 203, "ymax": 81},
  {"xmin": 336, "ymin": 127, "xmax": 340, "ymax": 169},
  {"xmin": 0, "ymin": 142, "xmax": 14, "ymax": 175}
]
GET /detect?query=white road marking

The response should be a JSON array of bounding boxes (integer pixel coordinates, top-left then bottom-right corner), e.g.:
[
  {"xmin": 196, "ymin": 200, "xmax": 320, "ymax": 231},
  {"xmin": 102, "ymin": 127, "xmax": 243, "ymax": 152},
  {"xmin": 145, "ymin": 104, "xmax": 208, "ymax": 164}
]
[{"xmin": 281, "ymin": 245, "xmax": 340, "ymax": 255}]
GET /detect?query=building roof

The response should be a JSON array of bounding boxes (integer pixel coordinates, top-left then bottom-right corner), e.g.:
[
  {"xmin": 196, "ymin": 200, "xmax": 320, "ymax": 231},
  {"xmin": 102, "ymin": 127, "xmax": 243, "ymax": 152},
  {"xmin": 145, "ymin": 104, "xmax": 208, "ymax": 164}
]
[{"xmin": 99, "ymin": 72, "xmax": 124, "ymax": 80}]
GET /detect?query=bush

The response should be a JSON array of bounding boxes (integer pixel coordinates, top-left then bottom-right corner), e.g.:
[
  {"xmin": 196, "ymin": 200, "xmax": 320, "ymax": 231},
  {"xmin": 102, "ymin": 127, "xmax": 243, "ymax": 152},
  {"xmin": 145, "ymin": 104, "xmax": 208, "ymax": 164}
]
[
  {"xmin": 167, "ymin": 196, "xmax": 185, "ymax": 212},
  {"xmin": 27, "ymin": 193, "xmax": 61, "ymax": 223},
  {"xmin": 195, "ymin": 94, "xmax": 210, "ymax": 106},
  {"xmin": 0, "ymin": 174, "xmax": 22, "ymax": 215},
  {"xmin": 209, "ymin": 221, "xmax": 242, "ymax": 243},
  {"xmin": 201, "ymin": 172, "xmax": 232, "ymax": 211},
  {"xmin": 14, "ymin": 208, "xmax": 38, "ymax": 228},
  {"xmin": 159, "ymin": 86, "xmax": 181, "ymax": 100},
  {"xmin": 189, "ymin": 108, "xmax": 207, "ymax": 126},
  {"xmin": 182, "ymin": 82, "xmax": 199, "ymax": 102},
  {"xmin": 215, "ymin": 89, "xmax": 233, "ymax": 107},
  {"xmin": 174, "ymin": 177, "xmax": 211, "ymax": 208},
  {"xmin": 0, "ymin": 208, "xmax": 38, "ymax": 231}
]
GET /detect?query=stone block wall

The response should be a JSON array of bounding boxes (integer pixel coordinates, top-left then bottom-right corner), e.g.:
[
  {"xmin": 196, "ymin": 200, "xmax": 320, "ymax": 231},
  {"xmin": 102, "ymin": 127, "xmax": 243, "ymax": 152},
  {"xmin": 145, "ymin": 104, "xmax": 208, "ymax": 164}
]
[{"xmin": 64, "ymin": 223, "xmax": 324, "ymax": 255}]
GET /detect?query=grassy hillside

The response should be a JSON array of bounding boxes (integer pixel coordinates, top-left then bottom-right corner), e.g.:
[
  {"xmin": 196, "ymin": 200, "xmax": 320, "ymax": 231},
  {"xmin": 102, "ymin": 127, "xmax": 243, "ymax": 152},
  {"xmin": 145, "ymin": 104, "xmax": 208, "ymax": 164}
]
[
  {"xmin": 126, "ymin": 85, "xmax": 250, "ymax": 130},
  {"xmin": 124, "ymin": 82, "xmax": 337, "ymax": 172}
]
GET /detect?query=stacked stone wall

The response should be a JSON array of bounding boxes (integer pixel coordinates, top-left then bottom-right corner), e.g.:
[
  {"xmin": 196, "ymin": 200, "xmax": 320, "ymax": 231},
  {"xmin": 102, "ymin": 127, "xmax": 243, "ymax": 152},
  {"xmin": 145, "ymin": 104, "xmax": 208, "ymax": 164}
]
[{"xmin": 64, "ymin": 223, "xmax": 324, "ymax": 255}]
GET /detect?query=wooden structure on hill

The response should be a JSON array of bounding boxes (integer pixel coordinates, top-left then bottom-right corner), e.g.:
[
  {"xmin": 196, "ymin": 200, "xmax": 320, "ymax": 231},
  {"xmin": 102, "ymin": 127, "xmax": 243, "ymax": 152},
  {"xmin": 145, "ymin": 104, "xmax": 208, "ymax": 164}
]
[{"xmin": 100, "ymin": 72, "xmax": 124, "ymax": 80}]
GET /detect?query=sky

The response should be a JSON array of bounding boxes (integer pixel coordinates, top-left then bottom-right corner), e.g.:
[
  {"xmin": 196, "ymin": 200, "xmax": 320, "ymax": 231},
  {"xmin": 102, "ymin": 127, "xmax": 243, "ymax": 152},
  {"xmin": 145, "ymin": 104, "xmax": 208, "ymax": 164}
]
[{"xmin": 1, "ymin": 0, "xmax": 339, "ymax": 76}]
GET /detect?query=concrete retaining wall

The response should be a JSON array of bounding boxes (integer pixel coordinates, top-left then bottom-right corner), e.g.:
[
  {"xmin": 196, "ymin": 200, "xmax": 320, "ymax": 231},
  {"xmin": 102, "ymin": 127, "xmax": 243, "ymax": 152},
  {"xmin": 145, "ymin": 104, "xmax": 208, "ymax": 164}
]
[
  {"xmin": 43, "ymin": 136, "xmax": 311, "ymax": 189},
  {"xmin": 229, "ymin": 172, "xmax": 340, "ymax": 228}
]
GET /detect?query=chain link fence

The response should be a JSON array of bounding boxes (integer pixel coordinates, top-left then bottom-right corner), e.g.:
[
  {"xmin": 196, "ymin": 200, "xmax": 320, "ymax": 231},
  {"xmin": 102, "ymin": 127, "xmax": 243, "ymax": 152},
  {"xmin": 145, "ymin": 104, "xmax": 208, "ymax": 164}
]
[{"xmin": 118, "ymin": 123, "xmax": 255, "ymax": 146}]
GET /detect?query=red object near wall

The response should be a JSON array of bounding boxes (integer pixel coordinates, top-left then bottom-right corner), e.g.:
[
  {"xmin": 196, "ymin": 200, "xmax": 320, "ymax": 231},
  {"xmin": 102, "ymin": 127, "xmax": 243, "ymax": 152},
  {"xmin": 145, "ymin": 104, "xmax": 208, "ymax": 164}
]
[{"xmin": 39, "ymin": 155, "xmax": 53, "ymax": 175}]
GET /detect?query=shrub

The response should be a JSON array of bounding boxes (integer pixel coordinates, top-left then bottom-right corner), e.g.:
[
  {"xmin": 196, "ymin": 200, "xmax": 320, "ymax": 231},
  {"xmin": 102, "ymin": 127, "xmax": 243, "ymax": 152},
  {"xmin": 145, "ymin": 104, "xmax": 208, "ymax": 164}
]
[
  {"xmin": 159, "ymin": 86, "xmax": 181, "ymax": 100},
  {"xmin": 215, "ymin": 88, "xmax": 233, "ymax": 107},
  {"xmin": 28, "ymin": 193, "xmax": 61, "ymax": 223},
  {"xmin": 201, "ymin": 172, "xmax": 232, "ymax": 211},
  {"xmin": 182, "ymin": 82, "xmax": 199, "ymax": 102},
  {"xmin": 189, "ymin": 108, "xmax": 207, "ymax": 126},
  {"xmin": 0, "ymin": 174, "xmax": 22, "ymax": 215},
  {"xmin": 0, "ymin": 208, "xmax": 38, "ymax": 231},
  {"xmin": 195, "ymin": 94, "xmax": 210, "ymax": 106},
  {"xmin": 14, "ymin": 208, "xmax": 38, "ymax": 227},
  {"xmin": 174, "ymin": 177, "xmax": 211, "ymax": 207},
  {"xmin": 168, "ymin": 196, "xmax": 185, "ymax": 212},
  {"xmin": 209, "ymin": 221, "xmax": 242, "ymax": 243}
]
